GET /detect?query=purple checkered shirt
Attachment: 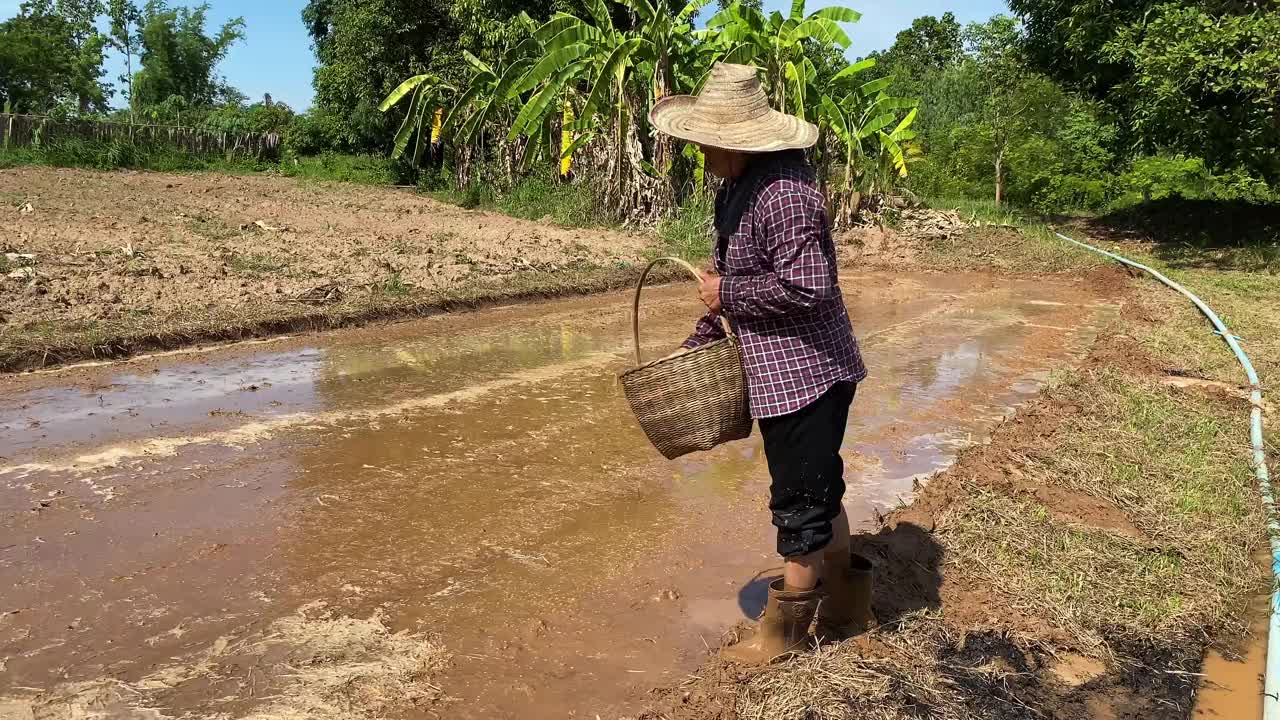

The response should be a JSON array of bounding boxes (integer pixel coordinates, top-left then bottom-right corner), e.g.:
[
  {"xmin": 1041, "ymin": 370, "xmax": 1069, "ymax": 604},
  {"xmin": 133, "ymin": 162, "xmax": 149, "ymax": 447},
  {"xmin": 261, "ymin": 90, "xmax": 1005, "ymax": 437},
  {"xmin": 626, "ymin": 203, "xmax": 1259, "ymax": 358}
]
[{"xmin": 682, "ymin": 151, "xmax": 867, "ymax": 418}]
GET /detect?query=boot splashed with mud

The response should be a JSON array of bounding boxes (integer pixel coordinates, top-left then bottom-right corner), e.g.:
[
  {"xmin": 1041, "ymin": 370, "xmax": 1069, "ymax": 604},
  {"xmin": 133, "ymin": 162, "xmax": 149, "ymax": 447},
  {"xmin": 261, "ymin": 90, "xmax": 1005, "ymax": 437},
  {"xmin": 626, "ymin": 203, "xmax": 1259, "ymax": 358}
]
[
  {"xmin": 816, "ymin": 551, "xmax": 877, "ymax": 641},
  {"xmin": 721, "ymin": 578, "xmax": 821, "ymax": 665}
]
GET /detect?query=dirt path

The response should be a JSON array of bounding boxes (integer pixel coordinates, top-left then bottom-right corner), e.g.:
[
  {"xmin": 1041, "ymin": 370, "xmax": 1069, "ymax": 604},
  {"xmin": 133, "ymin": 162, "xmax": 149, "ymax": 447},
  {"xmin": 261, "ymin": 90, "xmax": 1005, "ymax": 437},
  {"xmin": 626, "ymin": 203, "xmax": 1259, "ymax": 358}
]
[
  {"xmin": 1, "ymin": 167, "xmax": 649, "ymax": 370},
  {"xmin": 0, "ymin": 271, "xmax": 1115, "ymax": 718}
]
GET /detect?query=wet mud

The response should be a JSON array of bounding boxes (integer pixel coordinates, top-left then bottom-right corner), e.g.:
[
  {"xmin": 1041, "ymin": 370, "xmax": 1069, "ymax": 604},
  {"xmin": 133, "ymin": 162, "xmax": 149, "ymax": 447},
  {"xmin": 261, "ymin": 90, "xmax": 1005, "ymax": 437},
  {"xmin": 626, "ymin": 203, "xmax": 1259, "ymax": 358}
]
[
  {"xmin": 1192, "ymin": 593, "xmax": 1268, "ymax": 719},
  {"xmin": 0, "ymin": 271, "xmax": 1115, "ymax": 718}
]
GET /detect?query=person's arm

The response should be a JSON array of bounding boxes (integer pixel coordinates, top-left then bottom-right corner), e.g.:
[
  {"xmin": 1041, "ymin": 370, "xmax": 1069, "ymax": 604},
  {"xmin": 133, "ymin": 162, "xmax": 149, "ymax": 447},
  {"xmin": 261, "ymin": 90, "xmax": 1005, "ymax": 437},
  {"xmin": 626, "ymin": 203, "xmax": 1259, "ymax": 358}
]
[
  {"xmin": 718, "ymin": 184, "xmax": 837, "ymax": 319},
  {"xmin": 680, "ymin": 310, "xmax": 727, "ymax": 350}
]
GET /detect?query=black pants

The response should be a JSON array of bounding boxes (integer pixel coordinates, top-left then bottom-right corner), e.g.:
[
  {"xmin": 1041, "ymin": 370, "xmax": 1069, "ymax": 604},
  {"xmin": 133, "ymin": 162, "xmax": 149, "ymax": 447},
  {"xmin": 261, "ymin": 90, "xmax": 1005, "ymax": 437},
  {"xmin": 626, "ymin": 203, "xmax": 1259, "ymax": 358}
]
[{"xmin": 758, "ymin": 382, "xmax": 856, "ymax": 558}]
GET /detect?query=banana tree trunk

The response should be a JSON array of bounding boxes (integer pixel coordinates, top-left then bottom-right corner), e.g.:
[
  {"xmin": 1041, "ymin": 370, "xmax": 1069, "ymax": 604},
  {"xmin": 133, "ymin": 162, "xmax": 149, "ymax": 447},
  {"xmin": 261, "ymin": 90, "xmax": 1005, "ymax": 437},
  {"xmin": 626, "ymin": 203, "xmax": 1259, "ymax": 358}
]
[{"xmin": 560, "ymin": 101, "xmax": 575, "ymax": 178}]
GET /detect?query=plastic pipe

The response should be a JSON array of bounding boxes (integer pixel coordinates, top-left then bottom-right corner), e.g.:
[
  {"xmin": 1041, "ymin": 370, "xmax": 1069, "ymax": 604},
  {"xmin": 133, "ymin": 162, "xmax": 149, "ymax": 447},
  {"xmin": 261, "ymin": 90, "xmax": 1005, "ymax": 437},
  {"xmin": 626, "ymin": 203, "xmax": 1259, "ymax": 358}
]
[{"xmin": 1052, "ymin": 231, "xmax": 1275, "ymax": 716}]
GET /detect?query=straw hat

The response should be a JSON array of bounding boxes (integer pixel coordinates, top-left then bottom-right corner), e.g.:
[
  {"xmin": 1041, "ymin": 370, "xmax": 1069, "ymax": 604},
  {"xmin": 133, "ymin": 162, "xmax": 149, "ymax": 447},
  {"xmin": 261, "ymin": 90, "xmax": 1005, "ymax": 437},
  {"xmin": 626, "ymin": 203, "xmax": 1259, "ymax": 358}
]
[{"xmin": 649, "ymin": 63, "xmax": 818, "ymax": 153}]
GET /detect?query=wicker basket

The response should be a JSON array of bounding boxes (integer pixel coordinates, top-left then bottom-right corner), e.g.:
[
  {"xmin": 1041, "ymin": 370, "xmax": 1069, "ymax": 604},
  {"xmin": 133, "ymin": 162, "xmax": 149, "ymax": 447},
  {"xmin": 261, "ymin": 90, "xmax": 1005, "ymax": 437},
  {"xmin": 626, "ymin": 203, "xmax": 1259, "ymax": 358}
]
[{"xmin": 620, "ymin": 257, "xmax": 752, "ymax": 459}]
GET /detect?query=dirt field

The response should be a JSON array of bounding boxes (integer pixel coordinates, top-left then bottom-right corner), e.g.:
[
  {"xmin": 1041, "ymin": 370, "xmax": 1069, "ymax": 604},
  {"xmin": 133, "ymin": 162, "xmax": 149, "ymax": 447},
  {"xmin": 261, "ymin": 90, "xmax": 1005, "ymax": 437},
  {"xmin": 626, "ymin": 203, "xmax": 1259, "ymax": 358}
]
[
  {"xmin": 0, "ymin": 166, "xmax": 1272, "ymax": 719},
  {"xmin": 1, "ymin": 167, "xmax": 649, "ymax": 370}
]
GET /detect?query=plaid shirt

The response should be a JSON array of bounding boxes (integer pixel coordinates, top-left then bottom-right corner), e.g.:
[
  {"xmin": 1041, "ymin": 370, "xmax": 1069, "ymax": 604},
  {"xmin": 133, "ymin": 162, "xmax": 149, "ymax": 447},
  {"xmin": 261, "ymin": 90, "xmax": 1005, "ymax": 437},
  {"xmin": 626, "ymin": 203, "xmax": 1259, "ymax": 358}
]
[{"xmin": 682, "ymin": 152, "xmax": 867, "ymax": 418}]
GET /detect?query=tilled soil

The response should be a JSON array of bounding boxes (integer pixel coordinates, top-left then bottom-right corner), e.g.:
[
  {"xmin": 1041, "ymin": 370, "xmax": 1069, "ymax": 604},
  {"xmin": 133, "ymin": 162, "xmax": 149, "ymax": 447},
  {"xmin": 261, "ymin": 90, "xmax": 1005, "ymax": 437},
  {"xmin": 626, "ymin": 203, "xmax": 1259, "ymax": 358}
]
[{"xmin": 1, "ymin": 167, "xmax": 648, "ymax": 368}]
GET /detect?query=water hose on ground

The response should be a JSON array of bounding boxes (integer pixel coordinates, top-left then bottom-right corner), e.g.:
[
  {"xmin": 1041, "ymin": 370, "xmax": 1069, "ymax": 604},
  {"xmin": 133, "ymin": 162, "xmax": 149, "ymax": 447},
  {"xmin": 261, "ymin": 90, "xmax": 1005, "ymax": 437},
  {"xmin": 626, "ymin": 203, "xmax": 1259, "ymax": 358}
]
[{"xmin": 1051, "ymin": 231, "xmax": 1276, "ymax": 714}]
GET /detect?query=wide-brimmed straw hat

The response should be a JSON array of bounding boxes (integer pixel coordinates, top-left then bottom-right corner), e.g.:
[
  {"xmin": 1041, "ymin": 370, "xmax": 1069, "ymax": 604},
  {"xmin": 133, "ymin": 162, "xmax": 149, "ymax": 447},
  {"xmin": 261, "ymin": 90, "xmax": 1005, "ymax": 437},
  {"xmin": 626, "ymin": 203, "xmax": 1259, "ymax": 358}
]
[{"xmin": 649, "ymin": 62, "xmax": 818, "ymax": 153}]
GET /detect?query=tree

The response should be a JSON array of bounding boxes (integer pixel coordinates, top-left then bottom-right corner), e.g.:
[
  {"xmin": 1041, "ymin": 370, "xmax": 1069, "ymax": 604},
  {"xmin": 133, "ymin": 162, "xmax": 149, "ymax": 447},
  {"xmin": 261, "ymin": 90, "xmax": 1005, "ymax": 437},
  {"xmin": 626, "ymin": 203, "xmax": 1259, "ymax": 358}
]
[
  {"xmin": 705, "ymin": 0, "xmax": 862, "ymax": 117},
  {"xmin": 1106, "ymin": 5, "xmax": 1280, "ymax": 183},
  {"xmin": 964, "ymin": 17, "xmax": 1059, "ymax": 205},
  {"xmin": 133, "ymin": 1, "xmax": 245, "ymax": 109},
  {"xmin": 1008, "ymin": 0, "xmax": 1280, "ymax": 182},
  {"xmin": 107, "ymin": 0, "xmax": 143, "ymax": 116},
  {"xmin": 305, "ymin": 0, "xmax": 565, "ymax": 153},
  {"xmin": 0, "ymin": 0, "xmax": 109, "ymax": 114},
  {"xmin": 876, "ymin": 12, "xmax": 962, "ymax": 75}
]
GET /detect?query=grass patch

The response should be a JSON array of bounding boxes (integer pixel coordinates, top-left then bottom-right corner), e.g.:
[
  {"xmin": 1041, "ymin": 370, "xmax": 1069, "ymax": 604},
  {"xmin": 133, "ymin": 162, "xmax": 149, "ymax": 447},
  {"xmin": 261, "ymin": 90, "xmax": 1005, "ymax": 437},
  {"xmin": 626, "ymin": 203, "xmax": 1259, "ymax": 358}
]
[
  {"xmin": 278, "ymin": 153, "xmax": 404, "ymax": 186},
  {"xmin": 654, "ymin": 193, "xmax": 714, "ymax": 262},
  {"xmin": 942, "ymin": 485, "xmax": 1246, "ymax": 651},
  {"xmin": 187, "ymin": 217, "xmax": 239, "ymax": 240},
  {"xmin": 497, "ymin": 176, "xmax": 601, "ymax": 227},
  {"xmin": 0, "ymin": 144, "xmax": 409, "ymax": 187},
  {"xmin": 230, "ymin": 252, "xmax": 288, "ymax": 275},
  {"xmin": 378, "ymin": 271, "xmax": 413, "ymax": 296},
  {"xmin": 0, "ymin": 139, "xmax": 272, "ymax": 173}
]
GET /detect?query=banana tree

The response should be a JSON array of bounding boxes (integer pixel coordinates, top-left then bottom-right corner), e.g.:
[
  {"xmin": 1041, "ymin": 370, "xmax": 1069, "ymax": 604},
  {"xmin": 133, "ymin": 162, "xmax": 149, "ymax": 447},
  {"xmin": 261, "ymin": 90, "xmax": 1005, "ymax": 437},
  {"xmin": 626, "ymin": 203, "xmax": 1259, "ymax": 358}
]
[
  {"xmin": 704, "ymin": 0, "xmax": 861, "ymax": 118},
  {"xmin": 818, "ymin": 62, "xmax": 920, "ymax": 223},
  {"xmin": 378, "ymin": 73, "xmax": 455, "ymax": 168},
  {"xmin": 504, "ymin": 0, "xmax": 680, "ymax": 215}
]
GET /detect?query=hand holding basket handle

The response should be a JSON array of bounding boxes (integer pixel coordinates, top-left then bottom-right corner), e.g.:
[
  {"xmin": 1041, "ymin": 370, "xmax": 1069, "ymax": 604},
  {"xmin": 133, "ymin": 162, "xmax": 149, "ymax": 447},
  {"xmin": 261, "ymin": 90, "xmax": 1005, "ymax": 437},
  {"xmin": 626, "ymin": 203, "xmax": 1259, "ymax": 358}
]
[{"xmin": 620, "ymin": 257, "xmax": 752, "ymax": 460}]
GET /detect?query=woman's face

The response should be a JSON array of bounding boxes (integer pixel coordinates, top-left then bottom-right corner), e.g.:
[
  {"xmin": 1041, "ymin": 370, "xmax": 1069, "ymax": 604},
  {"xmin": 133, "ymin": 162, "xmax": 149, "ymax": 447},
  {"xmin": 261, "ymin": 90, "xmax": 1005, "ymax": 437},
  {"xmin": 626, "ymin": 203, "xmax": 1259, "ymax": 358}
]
[{"xmin": 700, "ymin": 145, "xmax": 747, "ymax": 179}]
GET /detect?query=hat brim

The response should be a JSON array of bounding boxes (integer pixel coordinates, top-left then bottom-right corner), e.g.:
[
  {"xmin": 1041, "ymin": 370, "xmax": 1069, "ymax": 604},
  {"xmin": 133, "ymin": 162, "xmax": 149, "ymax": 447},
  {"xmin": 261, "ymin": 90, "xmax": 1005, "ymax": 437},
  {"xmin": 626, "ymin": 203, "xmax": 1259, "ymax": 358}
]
[{"xmin": 648, "ymin": 95, "xmax": 818, "ymax": 153}]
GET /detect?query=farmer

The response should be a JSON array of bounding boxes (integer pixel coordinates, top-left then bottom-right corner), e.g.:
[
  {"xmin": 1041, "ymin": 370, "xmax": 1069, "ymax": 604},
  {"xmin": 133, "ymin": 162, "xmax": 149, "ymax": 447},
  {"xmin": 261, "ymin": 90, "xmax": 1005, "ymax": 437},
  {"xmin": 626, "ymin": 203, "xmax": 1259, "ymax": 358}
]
[{"xmin": 650, "ymin": 62, "xmax": 873, "ymax": 663}]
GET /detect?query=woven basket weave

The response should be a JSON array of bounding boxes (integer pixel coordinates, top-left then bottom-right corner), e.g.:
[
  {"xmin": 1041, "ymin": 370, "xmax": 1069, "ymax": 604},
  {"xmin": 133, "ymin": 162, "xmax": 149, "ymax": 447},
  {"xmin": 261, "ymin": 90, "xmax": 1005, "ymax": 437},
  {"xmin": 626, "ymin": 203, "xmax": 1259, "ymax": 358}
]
[{"xmin": 620, "ymin": 257, "xmax": 752, "ymax": 459}]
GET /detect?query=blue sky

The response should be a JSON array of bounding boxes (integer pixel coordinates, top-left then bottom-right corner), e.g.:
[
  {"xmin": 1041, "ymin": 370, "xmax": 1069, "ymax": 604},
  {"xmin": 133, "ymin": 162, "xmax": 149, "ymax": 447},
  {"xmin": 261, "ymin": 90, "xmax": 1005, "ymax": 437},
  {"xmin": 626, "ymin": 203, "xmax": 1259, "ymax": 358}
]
[{"xmin": 2, "ymin": 0, "xmax": 1008, "ymax": 111}]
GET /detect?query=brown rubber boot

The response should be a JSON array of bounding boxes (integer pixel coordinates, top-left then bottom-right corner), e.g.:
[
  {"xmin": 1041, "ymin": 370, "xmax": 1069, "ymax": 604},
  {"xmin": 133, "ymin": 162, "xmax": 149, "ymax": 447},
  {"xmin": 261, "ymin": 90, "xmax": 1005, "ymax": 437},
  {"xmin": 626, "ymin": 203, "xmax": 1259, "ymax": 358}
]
[
  {"xmin": 721, "ymin": 578, "xmax": 821, "ymax": 665},
  {"xmin": 816, "ymin": 551, "xmax": 877, "ymax": 641}
]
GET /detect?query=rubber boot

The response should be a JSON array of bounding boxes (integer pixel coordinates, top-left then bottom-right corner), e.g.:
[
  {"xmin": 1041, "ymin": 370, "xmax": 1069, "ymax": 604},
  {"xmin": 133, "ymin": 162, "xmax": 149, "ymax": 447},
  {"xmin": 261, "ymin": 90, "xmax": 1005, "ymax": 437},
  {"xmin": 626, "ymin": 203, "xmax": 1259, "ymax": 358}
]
[
  {"xmin": 721, "ymin": 578, "xmax": 821, "ymax": 665},
  {"xmin": 816, "ymin": 551, "xmax": 876, "ymax": 641}
]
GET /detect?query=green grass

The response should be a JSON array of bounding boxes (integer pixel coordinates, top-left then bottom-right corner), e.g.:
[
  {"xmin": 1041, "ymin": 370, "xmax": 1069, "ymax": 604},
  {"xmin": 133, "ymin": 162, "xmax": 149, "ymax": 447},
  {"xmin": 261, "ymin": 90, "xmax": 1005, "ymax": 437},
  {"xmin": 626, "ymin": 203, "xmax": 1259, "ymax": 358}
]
[
  {"xmin": 277, "ymin": 153, "xmax": 403, "ymax": 186},
  {"xmin": 0, "ymin": 139, "xmax": 273, "ymax": 173},
  {"xmin": 497, "ymin": 176, "xmax": 601, "ymax": 227},
  {"xmin": 654, "ymin": 193, "xmax": 714, "ymax": 262},
  {"xmin": 922, "ymin": 196, "xmax": 1026, "ymax": 226},
  {"xmin": 0, "ymin": 142, "xmax": 407, "ymax": 187}
]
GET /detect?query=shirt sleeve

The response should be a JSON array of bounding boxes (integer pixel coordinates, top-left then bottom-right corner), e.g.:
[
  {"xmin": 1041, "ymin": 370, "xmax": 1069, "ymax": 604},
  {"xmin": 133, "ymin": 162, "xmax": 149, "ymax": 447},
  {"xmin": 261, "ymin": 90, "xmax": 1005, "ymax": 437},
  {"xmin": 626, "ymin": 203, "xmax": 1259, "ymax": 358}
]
[
  {"xmin": 681, "ymin": 310, "xmax": 727, "ymax": 349},
  {"xmin": 718, "ymin": 183, "xmax": 837, "ymax": 320}
]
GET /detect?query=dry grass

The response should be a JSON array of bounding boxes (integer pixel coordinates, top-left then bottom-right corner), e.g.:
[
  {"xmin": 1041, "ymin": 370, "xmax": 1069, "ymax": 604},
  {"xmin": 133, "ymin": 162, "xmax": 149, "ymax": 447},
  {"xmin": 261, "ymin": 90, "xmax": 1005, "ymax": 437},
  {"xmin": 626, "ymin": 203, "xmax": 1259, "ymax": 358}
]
[
  {"xmin": 941, "ymin": 486, "xmax": 1239, "ymax": 654},
  {"xmin": 920, "ymin": 225, "xmax": 1106, "ymax": 274},
  {"xmin": 730, "ymin": 618, "xmax": 969, "ymax": 720},
  {"xmin": 0, "ymin": 603, "xmax": 449, "ymax": 720},
  {"xmin": 242, "ymin": 602, "xmax": 448, "ymax": 720}
]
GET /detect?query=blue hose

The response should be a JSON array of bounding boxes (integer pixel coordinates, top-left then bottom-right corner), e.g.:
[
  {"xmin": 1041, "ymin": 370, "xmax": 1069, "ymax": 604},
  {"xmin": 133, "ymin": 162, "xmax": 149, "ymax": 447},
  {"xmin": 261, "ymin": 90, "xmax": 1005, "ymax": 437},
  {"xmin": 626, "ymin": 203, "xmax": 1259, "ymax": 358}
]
[{"xmin": 1052, "ymin": 231, "xmax": 1275, "ymax": 715}]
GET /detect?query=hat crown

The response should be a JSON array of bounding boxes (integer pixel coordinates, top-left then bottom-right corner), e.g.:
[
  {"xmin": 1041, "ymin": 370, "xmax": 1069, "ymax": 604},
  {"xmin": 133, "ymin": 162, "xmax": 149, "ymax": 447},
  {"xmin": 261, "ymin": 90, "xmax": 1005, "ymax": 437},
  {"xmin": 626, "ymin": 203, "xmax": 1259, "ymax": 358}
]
[{"xmin": 692, "ymin": 63, "xmax": 772, "ymax": 123}]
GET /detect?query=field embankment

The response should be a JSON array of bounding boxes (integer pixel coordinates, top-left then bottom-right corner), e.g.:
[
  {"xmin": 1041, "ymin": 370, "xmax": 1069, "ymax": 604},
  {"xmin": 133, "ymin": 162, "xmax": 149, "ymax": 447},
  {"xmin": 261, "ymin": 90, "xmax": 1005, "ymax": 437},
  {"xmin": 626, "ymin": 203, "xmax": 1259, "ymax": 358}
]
[
  {"xmin": 0, "ymin": 166, "xmax": 653, "ymax": 371},
  {"xmin": 638, "ymin": 214, "xmax": 1280, "ymax": 720}
]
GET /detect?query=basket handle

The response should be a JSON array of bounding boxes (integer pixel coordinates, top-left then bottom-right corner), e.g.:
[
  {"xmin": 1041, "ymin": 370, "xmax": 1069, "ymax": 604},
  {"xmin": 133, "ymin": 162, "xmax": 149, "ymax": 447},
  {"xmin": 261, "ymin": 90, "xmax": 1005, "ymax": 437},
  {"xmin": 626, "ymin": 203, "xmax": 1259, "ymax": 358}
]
[{"xmin": 631, "ymin": 256, "xmax": 732, "ymax": 366}]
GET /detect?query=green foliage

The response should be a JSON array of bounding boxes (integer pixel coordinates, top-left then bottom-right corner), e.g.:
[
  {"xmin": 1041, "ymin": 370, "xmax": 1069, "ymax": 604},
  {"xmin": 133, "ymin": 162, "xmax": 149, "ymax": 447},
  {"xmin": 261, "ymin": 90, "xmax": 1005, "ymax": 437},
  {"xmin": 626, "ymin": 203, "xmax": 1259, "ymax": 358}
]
[
  {"xmin": 200, "ymin": 98, "xmax": 294, "ymax": 135},
  {"xmin": 279, "ymin": 152, "xmax": 412, "ymax": 185},
  {"xmin": 0, "ymin": 137, "xmax": 268, "ymax": 172},
  {"xmin": 1009, "ymin": 0, "xmax": 1280, "ymax": 183},
  {"xmin": 655, "ymin": 192, "xmax": 714, "ymax": 260},
  {"xmin": 133, "ymin": 1, "xmax": 246, "ymax": 108},
  {"xmin": 0, "ymin": 0, "xmax": 111, "ymax": 114},
  {"xmin": 867, "ymin": 12, "xmax": 962, "ymax": 77},
  {"xmin": 1114, "ymin": 156, "xmax": 1279, "ymax": 207},
  {"xmin": 1106, "ymin": 5, "xmax": 1280, "ymax": 183},
  {"xmin": 497, "ymin": 175, "xmax": 600, "ymax": 227},
  {"xmin": 303, "ymin": 0, "xmax": 564, "ymax": 153}
]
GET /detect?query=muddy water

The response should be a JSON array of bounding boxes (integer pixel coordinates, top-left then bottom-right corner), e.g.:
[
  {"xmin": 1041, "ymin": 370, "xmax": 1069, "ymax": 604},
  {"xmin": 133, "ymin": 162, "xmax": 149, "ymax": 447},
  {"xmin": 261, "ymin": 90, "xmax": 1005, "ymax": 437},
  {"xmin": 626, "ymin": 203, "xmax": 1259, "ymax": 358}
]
[
  {"xmin": 1193, "ymin": 595, "xmax": 1268, "ymax": 719},
  {"xmin": 0, "ymin": 271, "xmax": 1115, "ymax": 718}
]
